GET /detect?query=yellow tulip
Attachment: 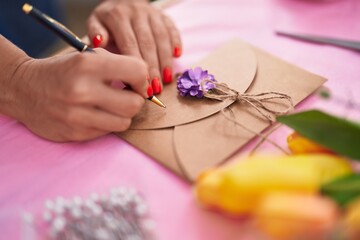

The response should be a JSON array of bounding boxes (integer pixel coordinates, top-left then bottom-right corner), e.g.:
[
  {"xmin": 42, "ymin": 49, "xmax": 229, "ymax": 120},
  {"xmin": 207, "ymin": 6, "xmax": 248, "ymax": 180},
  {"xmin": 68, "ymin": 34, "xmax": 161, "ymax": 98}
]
[
  {"xmin": 345, "ymin": 198, "xmax": 360, "ymax": 239},
  {"xmin": 255, "ymin": 192, "xmax": 339, "ymax": 239},
  {"xmin": 294, "ymin": 154, "xmax": 352, "ymax": 185},
  {"xmin": 195, "ymin": 154, "xmax": 352, "ymax": 216},
  {"xmin": 287, "ymin": 132, "xmax": 333, "ymax": 155},
  {"xmin": 196, "ymin": 168, "xmax": 259, "ymax": 215}
]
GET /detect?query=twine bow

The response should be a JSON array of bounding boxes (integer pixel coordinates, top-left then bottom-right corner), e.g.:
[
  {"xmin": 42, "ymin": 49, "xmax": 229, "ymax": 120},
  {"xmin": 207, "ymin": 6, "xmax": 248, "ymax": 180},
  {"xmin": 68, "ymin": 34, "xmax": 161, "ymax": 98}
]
[
  {"xmin": 200, "ymin": 79, "xmax": 294, "ymax": 154},
  {"xmin": 201, "ymin": 79, "xmax": 294, "ymax": 122}
]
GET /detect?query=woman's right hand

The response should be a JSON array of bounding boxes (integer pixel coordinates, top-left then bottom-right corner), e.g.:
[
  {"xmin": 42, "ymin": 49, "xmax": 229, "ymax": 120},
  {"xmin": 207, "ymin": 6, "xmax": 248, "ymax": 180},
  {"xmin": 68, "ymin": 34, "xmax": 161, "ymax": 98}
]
[{"xmin": 7, "ymin": 48, "xmax": 149, "ymax": 142}]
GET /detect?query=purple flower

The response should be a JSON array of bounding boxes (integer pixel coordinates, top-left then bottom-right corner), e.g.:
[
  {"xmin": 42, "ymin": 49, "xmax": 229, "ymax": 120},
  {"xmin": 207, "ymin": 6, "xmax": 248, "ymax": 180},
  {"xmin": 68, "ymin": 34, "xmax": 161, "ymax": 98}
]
[{"xmin": 177, "ymin": 67, "xmax": 216, "ymax": 98}]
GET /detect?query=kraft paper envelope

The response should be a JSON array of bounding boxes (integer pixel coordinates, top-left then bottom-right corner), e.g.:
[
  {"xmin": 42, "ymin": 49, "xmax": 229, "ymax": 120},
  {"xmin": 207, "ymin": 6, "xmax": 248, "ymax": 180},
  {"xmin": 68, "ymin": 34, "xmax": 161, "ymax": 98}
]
[{"xmin": 117, "ymin": 39, "xmax": 326, "ymax": 182}]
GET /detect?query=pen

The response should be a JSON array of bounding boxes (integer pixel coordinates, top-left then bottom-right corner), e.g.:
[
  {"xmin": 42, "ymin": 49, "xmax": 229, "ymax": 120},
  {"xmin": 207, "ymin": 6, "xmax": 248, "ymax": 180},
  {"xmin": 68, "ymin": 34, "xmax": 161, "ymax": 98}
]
[
  {"xmin": 276, "ymin": 31, "xmax": 360, "ymax": 52},
  {"xmin": 22, "ymin": 3, "xmax": 166, "ymax": 108}
]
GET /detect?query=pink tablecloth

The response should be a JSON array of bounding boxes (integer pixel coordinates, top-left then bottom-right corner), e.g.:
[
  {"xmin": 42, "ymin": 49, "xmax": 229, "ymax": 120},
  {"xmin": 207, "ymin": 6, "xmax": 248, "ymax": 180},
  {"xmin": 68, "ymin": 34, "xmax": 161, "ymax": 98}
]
[{"xmin": 1, "ymin": 0, "xmax": 360, "ymax": 239}]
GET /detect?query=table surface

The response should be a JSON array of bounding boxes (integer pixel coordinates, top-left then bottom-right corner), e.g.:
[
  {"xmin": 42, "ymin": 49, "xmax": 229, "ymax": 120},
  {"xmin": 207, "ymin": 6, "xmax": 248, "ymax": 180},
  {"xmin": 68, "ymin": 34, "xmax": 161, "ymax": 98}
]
[{"xmin": 1, "ymin": 0, "xmax": 360, "ymax": 239}]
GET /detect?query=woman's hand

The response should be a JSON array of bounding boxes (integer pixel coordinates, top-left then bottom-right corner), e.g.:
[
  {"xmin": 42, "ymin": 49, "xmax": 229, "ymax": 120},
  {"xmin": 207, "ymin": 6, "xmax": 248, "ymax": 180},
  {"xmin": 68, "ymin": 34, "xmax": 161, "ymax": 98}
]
[
  {"xmin": 87, "ymin": 0, "xmax": 182, "ymax": 94},
  {"xmin": 7, "ymin": 49, "xmax": 149, "ymax": 142}
]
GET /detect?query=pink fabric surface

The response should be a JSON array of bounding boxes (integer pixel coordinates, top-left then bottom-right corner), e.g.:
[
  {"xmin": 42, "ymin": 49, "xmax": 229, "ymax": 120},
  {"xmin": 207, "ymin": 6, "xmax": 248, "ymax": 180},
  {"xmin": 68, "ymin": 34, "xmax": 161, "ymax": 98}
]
[{"xmin": 1, "ymin": 0, "xmax": 360, "ymax": 239}]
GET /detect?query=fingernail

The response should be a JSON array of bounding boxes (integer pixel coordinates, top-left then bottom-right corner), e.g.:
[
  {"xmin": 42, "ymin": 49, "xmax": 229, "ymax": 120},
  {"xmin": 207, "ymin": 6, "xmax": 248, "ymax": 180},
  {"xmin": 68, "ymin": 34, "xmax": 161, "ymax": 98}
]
[
  {"xmin": 92, "ymin": 34, "xmax": 103, "ymax": 48},
  {"xmin": 147, "ymin": 85, "xmax": 153, "ymax": 97},
  {"xmin": 173, "ymin": 46, "xmax": 181, "ymax": 58},
  {"xmin": 151, "ymin": 77, "xmax": 162, "ymax": 94},
  {"xmin": 163, "ymin": 67, "xmax": 172, "ymax": 84}
]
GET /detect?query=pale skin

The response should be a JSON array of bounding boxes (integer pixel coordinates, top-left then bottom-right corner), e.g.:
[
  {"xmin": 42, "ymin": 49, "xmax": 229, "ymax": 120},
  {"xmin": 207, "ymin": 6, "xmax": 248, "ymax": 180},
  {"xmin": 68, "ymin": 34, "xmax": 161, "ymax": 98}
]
[
  {"xmin": 0, "ymin": 0, "xmax": 180, "ymax": 142},
  {"xmin": 87, "ymin": 0, "xmax": 182, "ymax": 87},
  {"xmin": 0, "ymin": 35, "xmax": 148, "ymax": 142}
]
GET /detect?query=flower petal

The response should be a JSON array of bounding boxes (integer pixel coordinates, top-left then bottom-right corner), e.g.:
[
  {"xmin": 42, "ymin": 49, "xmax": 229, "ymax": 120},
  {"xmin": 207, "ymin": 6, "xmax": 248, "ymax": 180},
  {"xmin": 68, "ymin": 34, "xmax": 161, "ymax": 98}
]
[
  {"xmin": 200, "ymin": 70, "xmax": 209, "ymax": 80},
  {"xmin": 190, "ymin": 90, "xmax": 198, "ymax": 96},
  {"xmin": 188, "ymin": 68, "xmax": 201, "ymax": 81},
  {"xmin": 205, "ymin": 82, "xmax": 215, "ymax": 91},
  {"xmin": 208, "ymin": 74, "xmax": 216, "ymax": 81},
  {"xmin": 180, "ymin": 79, "xmax": 193, "ymax": 89}
]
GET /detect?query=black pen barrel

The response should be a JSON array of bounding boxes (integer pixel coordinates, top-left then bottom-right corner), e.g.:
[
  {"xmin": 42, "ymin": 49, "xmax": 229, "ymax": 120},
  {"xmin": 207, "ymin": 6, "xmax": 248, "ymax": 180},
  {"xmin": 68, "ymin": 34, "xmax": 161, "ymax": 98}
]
[{"xmin": 28, "ymin": 7, "xmax": 87, "ymax": 52}]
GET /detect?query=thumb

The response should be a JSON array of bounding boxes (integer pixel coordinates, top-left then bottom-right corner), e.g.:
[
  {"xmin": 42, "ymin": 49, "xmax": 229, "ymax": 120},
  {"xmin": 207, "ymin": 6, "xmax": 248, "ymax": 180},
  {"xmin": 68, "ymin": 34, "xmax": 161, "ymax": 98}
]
[{"xmin": 87, "ymin": 15, "xmax": 109, "ymax": 48}]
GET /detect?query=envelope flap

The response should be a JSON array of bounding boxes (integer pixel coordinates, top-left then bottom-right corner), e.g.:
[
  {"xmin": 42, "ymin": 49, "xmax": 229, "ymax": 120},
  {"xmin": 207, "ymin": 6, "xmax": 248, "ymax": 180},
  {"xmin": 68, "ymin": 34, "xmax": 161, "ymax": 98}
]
[
  {"xmin": 173, "ymin": 45, "xmax": 327, "ymax": 181},
  {"xmin": 130, "ymin": 39, "xmax": 257, "ymax": 130}
]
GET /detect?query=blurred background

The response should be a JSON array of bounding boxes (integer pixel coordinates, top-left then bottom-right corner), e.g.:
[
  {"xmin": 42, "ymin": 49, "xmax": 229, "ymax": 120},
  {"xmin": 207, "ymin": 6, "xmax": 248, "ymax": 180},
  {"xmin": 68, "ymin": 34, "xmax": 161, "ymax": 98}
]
[
  {"xmin": 52, "ymin": 0, "xmax": 97, "ymax": 54},
  {"xmin": 0, "ymin": 0, "xmax": 97, "ymax": 57}
]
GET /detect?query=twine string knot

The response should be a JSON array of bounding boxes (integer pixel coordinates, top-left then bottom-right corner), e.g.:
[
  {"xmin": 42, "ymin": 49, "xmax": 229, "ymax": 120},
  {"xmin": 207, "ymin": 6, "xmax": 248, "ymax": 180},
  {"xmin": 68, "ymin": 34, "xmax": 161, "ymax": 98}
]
[{"xmin": 201, "ymin": 79, "xmax": 294, "ymax": 122}]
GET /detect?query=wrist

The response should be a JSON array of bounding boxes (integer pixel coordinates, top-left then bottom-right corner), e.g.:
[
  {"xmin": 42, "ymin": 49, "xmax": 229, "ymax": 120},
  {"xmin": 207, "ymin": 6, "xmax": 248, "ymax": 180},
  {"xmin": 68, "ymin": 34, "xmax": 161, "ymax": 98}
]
[{"xmin": 0, "ymin": 51, "xmax": 34, "ymax": 120}]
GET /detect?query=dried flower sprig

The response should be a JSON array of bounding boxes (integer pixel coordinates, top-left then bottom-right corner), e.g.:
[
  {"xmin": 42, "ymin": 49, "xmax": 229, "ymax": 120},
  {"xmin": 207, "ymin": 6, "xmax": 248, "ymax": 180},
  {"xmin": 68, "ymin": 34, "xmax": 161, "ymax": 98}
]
[
  {"xmin": 177, "ymin": 67, "xmax": 217, "ymax": 98},
  {"xmin": 177, "ymin": 67, "xmax": 294, "ymax": 122}
]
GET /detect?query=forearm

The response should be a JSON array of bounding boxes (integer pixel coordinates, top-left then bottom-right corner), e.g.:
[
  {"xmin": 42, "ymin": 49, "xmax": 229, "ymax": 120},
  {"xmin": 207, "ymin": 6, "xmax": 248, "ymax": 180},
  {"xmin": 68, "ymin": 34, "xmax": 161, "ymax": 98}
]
[{"xmin": 0, "ymin": 35, "xmax": 32, "ymax": 118}]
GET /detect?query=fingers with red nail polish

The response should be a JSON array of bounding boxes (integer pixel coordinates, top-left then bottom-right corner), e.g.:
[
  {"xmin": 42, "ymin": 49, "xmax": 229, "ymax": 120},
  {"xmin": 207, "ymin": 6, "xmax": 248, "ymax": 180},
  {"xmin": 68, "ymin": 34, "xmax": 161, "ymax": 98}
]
[
  {"xmin": 147, "ymin": 85, "xmax": 154, "ymax": 97},
  {"xmin": 173, "ymin": 46, "xmax": 181, "ymax": 58},
  {"xmin": 151, "ymin": 77, "xmax": 162, "ymax": 94},
  {"xmin": 92, "ymin": 34, "xmax": 103, "ymax": 48},
  {"xmin": 163, "ymin": 15, "xmax": 182, "ymax": 58},
  {"xmin": 87, "ymin": 1, "xmax": 182, "ymax": 90},
  {"xmin": 163, "ymin": 67, "xmax": 172, "ymax": 84}
]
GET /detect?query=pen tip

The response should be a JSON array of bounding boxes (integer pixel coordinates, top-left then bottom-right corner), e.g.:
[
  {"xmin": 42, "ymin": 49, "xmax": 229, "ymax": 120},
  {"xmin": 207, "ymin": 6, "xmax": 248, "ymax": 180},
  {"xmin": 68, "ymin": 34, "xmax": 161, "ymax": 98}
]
[
  {"xmin": 150, "ymin": 96, "xmax": 166, "ymax": 108},
  {"xmin": 22, "ymin": 3, "xmax": 33, "ymax": 14}
]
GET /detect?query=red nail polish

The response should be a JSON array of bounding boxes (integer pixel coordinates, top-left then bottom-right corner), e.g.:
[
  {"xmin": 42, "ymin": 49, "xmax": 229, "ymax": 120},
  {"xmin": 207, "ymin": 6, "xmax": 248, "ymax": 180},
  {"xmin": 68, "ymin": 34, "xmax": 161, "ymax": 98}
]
[
  {"xmin": 173, "ymin": 46, "xmax": 181, "ymax": 58},
  {"xmin": 163, "ymin": 67, "xmax": 172, "ymax": 84},
  {"xmin": 152, "ymin": 77, "xmax": 162, "ymax": 94},
  {"xmin": 147, "ymin": 85, "xmax": 153, "ymax": 97},
  {"xmin": 92, "ymin": 34, "xmax": 103, "ymax": 48}
]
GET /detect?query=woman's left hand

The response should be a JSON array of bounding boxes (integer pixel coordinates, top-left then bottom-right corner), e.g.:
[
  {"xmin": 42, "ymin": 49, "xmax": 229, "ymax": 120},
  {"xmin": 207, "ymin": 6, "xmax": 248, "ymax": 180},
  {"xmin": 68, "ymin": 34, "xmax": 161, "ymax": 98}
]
[{"xmin": 87, "ymin": 0, "xmax": 182, "ymax": 94}]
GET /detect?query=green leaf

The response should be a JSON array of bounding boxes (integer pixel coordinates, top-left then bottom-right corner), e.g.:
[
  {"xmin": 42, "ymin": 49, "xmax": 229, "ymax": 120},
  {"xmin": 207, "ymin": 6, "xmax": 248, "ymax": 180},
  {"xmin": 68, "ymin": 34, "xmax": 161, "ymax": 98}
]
[
  {"xmin": 277, "ymin": 110, "xmax": 360, "ymax": 160},
  {"xmin": 321, "ymin": 174, "xmax": 360, "ymax": 207}
]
